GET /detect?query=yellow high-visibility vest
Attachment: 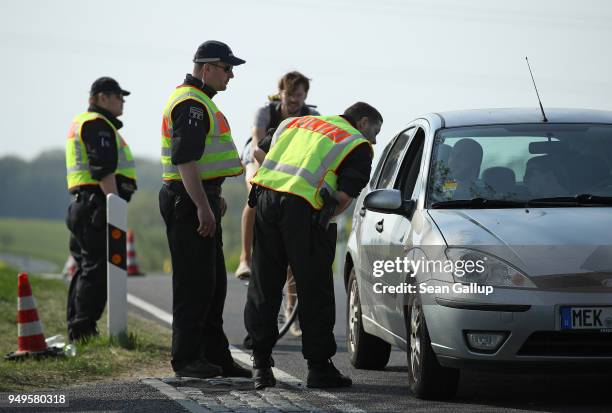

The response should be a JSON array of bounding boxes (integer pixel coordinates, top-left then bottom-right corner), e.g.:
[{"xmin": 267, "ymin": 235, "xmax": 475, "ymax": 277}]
[
  {"xmin": 66, "ymin": 112, "xmax": 136, "ymax": 190},
  {"xmin": 161, "ymin": 85, "xmax": 243, "ymax": 181},
  {"xmin": 251, "ymin": 115, "xmax": 371, "ymax": 209}
]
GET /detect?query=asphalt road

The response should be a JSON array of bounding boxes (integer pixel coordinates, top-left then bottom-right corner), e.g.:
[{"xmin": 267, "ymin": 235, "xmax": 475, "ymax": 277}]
[
  {"xmin": 2, "ymin": 381, "xmax": 187, "ymax": 413},
  {"xmin": 127, "ymin": 274, "xmax": 612, "ymax": 413}
]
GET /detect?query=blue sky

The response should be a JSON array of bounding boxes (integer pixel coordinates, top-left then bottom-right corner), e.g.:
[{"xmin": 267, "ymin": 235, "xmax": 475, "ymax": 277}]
[{"xmin": 2, "ymin": 0, "xmax": 611, "ymax": 161}]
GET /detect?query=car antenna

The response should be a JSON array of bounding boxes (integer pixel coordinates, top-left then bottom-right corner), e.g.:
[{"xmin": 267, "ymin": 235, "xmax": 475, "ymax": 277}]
[{"xmin": 525, "ymin": 56, "xmax": 548, "ymax": 122}]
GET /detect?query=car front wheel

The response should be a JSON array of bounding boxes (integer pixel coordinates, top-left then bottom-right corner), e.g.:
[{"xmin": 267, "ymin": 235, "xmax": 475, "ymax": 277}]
[
  {"xmin": 406, "ymin": 294, "xmax": 459, "ymax": 400},
  {"xmin": 346, "ymin": 267, "xmax": 391, "ymax": 370}
]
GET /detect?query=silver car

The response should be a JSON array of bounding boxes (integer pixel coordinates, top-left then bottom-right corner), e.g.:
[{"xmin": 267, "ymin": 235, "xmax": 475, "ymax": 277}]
[{"xmin": 344, "ymin": 108, "xmax": 612, "ymax": 400}]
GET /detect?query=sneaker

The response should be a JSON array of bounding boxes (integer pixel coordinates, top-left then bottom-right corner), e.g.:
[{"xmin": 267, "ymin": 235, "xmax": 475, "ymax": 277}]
[
  {"xmin": 234, "ymin": 261, "xmax": 251, "ymax": 280},
  {"xmin": 289, "ymin": 318, "xmax": 302, "ymax": 337},
  {"xmin": 253, "ymin": 356, "xmax": 276, "ymax": 390},
  {"xmin": 221, "ymin": 360, "xmax": 251, "ymax": 378},
  {"xmin": 174, "ymin": 359, "xmax": 222, "ymax": 379},
  {"xmin": 307, "ymin": 359, "xmax": 352, "ymax": 388}
]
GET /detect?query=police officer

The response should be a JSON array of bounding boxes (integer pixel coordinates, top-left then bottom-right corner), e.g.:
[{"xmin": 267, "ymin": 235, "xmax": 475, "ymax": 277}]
[
  {"xmin": 65, "ymin": 77, "xmax": 137, "ymax": 341},
  {"xmin": 158, "ymin": 40, "xmax": 251, "ymax": 379},
  {"xmin": 244, "ymin": 102, "xmax": 382, "ymax": 389}
]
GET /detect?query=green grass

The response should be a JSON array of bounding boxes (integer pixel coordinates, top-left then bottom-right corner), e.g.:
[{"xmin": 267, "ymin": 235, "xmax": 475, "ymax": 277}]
[
  {"xmin": 0, "ymin": 184, "xmax": 245, "ymax": 273},
  {"xmin": 0, "ymin": 264, "xmax": 172, "ymax": 391},
  {"xmin": 0, "ymin": 219, "xmax": 68, "ymax": 269}
]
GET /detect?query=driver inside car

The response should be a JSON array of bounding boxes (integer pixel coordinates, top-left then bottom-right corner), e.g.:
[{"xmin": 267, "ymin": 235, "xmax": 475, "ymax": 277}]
[{"xmin": 447, "ymin": 138, "xmax": 484, "ymax": 199}]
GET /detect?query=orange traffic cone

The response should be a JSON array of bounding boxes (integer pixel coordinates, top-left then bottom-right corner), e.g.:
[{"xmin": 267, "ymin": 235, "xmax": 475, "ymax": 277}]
[
  {"xmin": 5, "ymin": 273, "xmax": 62, "ymax": 360},
  {"xmin": 127, "ymin": 229, "xmax": 144, "ymax": 276}
]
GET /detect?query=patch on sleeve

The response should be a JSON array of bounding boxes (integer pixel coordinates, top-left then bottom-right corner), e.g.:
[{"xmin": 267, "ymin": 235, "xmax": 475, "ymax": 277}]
[
  {"xmin": 98, "ymin": 131, "xmax": 112, "ymax": 148},
  {"xmin": 189, "ymin": 106, "xmax": 205, "ymax": 121}
]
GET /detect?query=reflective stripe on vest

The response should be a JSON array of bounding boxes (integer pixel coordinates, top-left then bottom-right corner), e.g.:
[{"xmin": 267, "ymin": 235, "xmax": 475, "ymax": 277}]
[
  {"xmin": 66, "ymin": 112, "xmax": 136, "ymax": 189},
  {"xmin": 160, "ymin": 85, "xmax": 243, "ymax": 181},
  {"xmin": 66, "ymin": 136, "xmax": 135, "ymax": 174},
  {"xmin": 251, "ymin": 115, "xmax": 371, "ymax": 209}
]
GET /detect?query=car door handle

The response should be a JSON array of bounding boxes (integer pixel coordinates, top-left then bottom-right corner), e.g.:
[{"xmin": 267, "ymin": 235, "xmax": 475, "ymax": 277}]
[
  {"xmin": 359, "ymin": 206, "xmax": 367, "ymax": 217},
  {"xmin": 375, "ymin": 219, "xmax": 384, "ymax": 233}
]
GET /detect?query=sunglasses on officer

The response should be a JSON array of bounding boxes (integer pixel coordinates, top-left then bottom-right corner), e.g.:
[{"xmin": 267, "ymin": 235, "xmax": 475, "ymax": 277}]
[
  {"xmin": 111, "ymin": 92, "xmax": 125, "ymax": 102},
  {"xmin": 95, "ymin": 91, "xmax": 124, "ymax": 103},
  {"xmin": 208, "ymin": 62, "xmax": 234, "ymax": 73}
]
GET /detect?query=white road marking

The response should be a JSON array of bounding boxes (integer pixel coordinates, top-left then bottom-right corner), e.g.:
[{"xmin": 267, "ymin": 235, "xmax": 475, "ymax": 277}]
[
  {"xmin": 128, "ymin": 293, "xmax": 172, "ymax": 324},
  {"xmin": 128, "ymin": 293, "xmax": 365, "ymax": 413}
]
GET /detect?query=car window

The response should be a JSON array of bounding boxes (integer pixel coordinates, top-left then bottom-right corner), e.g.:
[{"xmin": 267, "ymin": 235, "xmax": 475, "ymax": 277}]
[
  {"xmin": 427, "ymin": 123, "xmax": 612, "ymax": 205},
  {"xmin": 369, "ymin": 140, "xmax": 392, "ymax": 189},
  {"xmin": 376, "ymin": 128, "xmax": 414, "ymax": 189},
  {"xmin": 396, "ymin": 128, "xmax": 425, "ymax": 199}
]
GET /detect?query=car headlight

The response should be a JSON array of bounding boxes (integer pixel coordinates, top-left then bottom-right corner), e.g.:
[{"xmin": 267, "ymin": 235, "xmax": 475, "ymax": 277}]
[{"xmin": 445, "ymin": 248, "xmax": 536, "ymax": 288}]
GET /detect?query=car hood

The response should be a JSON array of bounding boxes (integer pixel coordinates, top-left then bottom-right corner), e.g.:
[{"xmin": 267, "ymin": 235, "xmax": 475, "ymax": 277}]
[{"xmin": 428, "ymin": 208, "xmax": 612, "ymax": 282}]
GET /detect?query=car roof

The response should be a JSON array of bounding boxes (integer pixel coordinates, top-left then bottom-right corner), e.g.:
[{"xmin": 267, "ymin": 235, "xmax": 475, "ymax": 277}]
[{"xmin": 428, "ymin": 108, "xmax": 612, "ymax": 128}]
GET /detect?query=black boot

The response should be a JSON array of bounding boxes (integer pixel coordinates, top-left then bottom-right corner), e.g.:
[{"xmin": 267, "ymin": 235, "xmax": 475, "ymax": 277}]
[
  {"xmin": 253, "ymin": 356, "xmax": 276, "ymax": 390},
  {"xmin": 221, "ymin": 360, "xmax": 252, "ymax": 378},
  {"xmin": 174, "ymin": 359, "xmax": 222, "ymax": 379},
  {"xmin": 307, "ymin": 359, "xmax": 352, "ymax": 388},
  {"xmin": 68, "ymin": 325, "xmax": 99, "ymax": 343},
  {"xmin": 243, "ymin": 334, "xmax": 253, "ymax": 350}
]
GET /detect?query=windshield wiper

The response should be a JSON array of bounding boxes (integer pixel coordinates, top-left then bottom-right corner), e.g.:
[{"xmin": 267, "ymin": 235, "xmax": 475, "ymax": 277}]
[
  {"xmin": 528, "ymin": 194, "xmax": 612, "ymax": 206},
  {"xmin": 431, "ymin": 198, "xmax": 526, "ymax": 209},
  {"xmin": 432, "ymin": 194, "xmax": 612, "ymax": 209}
]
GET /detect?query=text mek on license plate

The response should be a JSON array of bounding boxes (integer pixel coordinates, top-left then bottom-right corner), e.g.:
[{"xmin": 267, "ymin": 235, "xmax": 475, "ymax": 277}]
[{"xmin": 561, "ymin": 306, "xmax": 612, "ymax": 330}]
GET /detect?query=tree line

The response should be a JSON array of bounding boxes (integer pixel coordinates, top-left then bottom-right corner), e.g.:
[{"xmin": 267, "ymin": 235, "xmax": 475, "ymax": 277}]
[{"xmin": 0, "ymin": 150, "xmax": 247, "ymax": 271}]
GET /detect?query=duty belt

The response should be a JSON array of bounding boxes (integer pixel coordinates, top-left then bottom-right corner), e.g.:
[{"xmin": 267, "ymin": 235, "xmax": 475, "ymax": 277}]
[
  {"xmin": 163, "ymin": 181, "xmax": 222, "ymax": 197},
  {"xmin": 73, "ymin": 191, "xmax": 105, "ymax": 205}
]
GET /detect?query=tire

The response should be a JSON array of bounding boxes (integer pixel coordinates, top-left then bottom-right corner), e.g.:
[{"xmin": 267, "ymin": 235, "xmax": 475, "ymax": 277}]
[
  {"xmin": 406, "ymin": 294, "xmax": 459, "ymax": 400},
  {"xmin": 346, "ymin": 267, "xmax": 391, "ymax": 370}
]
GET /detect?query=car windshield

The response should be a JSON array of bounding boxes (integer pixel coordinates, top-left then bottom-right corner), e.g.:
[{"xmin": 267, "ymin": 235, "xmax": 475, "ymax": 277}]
[{"xmin": 427, "ymin": 123, "xmax": 612, "ymax": 207}]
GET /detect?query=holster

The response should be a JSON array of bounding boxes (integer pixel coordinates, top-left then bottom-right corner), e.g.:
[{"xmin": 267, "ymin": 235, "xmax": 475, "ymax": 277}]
[
  {"xmin": 315, "ymin": 188, "xmax": 338, "ymax": 230},
  {"xmin": 86, "ymin": 193, "xmax": 106, "ymax": 229},
  {"xmin": 248, "ymin": 185, "xmax": 260, "ymax": 208}
]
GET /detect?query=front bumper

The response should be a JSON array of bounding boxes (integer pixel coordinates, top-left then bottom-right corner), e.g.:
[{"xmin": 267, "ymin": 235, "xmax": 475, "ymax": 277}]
[{"xmin": 421, "ymin": 282, "xmax": 612, "ymax": 369}]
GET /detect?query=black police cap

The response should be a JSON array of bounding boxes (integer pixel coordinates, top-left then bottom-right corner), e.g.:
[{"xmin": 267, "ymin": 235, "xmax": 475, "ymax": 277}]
[
  {"xmin": 193, "ymin": 40, "xmax": 246, "ymax": 66},
  {"xmin": 90, "ymin": 77, "xmax": 130, "ymax": 97}
]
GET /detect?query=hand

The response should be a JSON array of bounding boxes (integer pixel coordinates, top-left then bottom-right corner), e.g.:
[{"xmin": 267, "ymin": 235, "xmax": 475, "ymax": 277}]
[
  {"xmin": 253, "ymin": 147, "xmax": 267, "ymax": 165},
  {"xmin": 197, "ymin": 205, "xmax": 216, "ymax": 237},
  {"xmin": 334, "ymin": 191, "xmax": 353, "ymax": 216},
  {"xmin": 220, "ymin": 197, "xmax": 227, "ymax": 217}
]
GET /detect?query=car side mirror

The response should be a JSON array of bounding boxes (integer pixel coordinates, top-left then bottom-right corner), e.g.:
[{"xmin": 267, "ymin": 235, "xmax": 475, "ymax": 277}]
[{"xmin": 363, "ymin": 189, "xmax": 416, "ymax": 217}]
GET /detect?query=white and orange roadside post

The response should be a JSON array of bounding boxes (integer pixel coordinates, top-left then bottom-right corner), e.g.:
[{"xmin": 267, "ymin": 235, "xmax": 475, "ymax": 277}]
[{"xmin": 106, "ymin": 194, "xmax": 127, "ymax": 338}]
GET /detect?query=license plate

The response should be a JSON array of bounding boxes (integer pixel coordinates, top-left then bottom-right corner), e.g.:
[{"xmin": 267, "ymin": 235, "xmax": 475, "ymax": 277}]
[{"xmin": 560, "ymin": 306, "xmax": 612, "ymax": 330}]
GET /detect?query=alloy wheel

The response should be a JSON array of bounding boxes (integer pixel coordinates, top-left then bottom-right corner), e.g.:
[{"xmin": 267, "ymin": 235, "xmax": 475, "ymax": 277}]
[
  {"xmin": 409, "ymin": 300, "xmax": 422, "ymax": 382},
  {"xmin": 348, "ymin": 278, "xmax": 359, "ymax": 354}
]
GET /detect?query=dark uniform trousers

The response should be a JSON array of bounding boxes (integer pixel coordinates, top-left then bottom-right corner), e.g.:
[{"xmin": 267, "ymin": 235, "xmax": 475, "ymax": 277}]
[
  {"xmin": 244, "ymin": 188, "xmax": 337, "ymax": 361},
  {"xmin": 66, "ymin": 191, "xmax": 107, "ymax": 340},
  {"xmin": 159, "ymin": 183, "xmax": 233, "ymax": 372}
]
